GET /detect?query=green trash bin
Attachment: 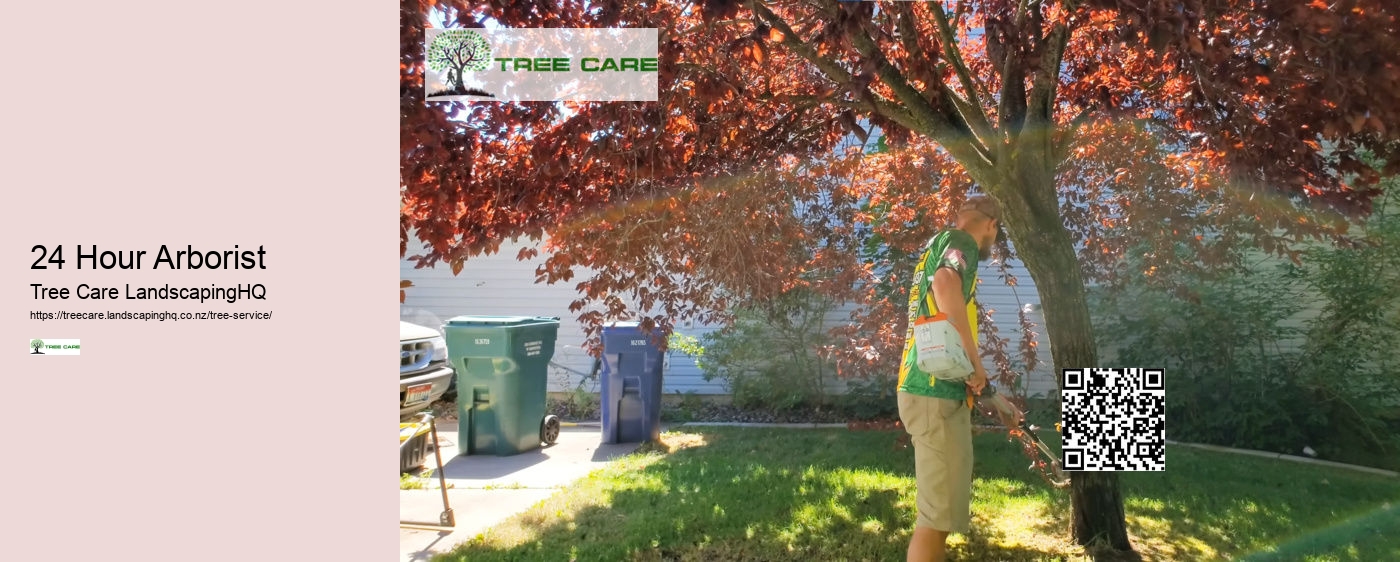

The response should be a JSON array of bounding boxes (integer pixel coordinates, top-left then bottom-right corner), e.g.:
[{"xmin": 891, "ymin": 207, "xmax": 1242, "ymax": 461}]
[{"xmin": 442, "ymin": 316, "xmax": 562, "ymax": 457}]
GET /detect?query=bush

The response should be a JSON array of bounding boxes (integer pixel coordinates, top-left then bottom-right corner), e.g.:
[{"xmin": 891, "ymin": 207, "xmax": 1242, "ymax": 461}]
[
  {"xmin": 1092, "ymin": 171, "xmax": 1400, "ymax": 467},
  {"xmin": 1286, "ymin": 175, "xmax": 1400, "ymax": 464},
  {"xmin": 660, "ymin": 390, "xmax": 707, "ymax": 423},
  {"xmin": 691, "ymin": 288, "xmax": 839, "ymax": 412},
  {"xmin": 1093, "ymin": 264, "xmax": 1311, "ymax": 453},
  {"xmin": 666, "ymin": 332, "xmax": 707, "ymax": 372},
  {"xmin": 837, "ymin": 375, "xmax": 899, "ymax": 420}
]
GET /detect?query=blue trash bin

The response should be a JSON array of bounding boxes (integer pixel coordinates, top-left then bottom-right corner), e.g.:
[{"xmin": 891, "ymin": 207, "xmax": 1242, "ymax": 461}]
[{"xmin": 600, "ymin": 322, "xmax": 665, "ymax": 444}]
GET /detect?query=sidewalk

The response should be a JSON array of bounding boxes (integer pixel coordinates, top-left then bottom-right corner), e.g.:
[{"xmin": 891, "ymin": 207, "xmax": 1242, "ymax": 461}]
[{"xmin": 399, "ymin": 425, "xmax": 641, "ymax": 562}]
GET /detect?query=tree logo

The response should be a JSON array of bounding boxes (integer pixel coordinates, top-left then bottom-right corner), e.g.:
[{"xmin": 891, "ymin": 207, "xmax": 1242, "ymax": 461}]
[
  {"xmin": 426, "ymin": 29, "xmax": 496, "ymax": 99},
  {"xmin": 29, "ymin": 338, "xmax": 80, "ymax": 355}
]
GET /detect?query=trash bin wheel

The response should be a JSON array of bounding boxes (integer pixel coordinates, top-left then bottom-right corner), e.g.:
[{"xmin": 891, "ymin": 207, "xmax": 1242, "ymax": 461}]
[{"xmin": 541, "ymin": 415, "xmax": 561, "ymax": 446}]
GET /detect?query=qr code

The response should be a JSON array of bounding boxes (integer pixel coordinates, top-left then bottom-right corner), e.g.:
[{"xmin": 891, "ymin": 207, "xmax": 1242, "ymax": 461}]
[{"xmin": 1060, "ymin": 368, "xmax": 1165, "ymax": 471}]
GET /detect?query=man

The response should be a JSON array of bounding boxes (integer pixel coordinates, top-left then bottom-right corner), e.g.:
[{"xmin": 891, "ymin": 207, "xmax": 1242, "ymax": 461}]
[{"xmin": 897, "ymin": 194, "xmax": 1004, "ymax": 562}]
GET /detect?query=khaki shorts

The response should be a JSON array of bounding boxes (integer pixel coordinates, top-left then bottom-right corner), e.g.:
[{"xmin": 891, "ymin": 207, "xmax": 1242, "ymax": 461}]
[{"xmin": 898, "ymin": 391, "xmax": 973, "ymax": 534}]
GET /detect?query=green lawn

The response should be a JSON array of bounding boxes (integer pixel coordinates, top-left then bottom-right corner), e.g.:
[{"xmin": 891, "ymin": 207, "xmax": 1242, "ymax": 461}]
[{"xmin": 434, "ymin": 427, "xmax": 1400, "ymax": 561}]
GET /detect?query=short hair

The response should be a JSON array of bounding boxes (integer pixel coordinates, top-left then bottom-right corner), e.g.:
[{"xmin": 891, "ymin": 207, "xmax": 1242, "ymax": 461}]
[
  {"xmin": 956, "ymin": 208, "xmax": 992, "ymax": 227},
  {"xmin": 960, "ymin": 194, "xmax": 1002, "ymax": 222}
]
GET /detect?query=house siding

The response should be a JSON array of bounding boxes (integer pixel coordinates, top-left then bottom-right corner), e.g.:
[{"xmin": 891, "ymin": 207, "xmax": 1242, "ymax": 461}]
[
  {"xmin": 1090, "ymin": 244, "xmax": 1394, "ymax": 404},
  {"xmin": 401, "ymin": 234, "xmax": 1059, "ymax": 398},
  {"xmin": 973, "ymin": 258, "xmax": 1058, "ymax": 397},
  {"xmin": 400, "ymin": 235, "xmax": 723, "ymax": 395}
]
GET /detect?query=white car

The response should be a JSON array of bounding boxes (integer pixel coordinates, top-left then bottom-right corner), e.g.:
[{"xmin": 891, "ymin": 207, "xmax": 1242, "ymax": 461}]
[{"xmin": 400, "ymin": 321, "xmax": 454, "ymax": 419}]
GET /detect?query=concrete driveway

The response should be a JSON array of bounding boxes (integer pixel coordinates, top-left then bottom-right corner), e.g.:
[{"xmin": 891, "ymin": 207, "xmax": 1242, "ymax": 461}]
[{"xmin": 399, "ymin": 424, "xmax": 643, "ymax": 562}]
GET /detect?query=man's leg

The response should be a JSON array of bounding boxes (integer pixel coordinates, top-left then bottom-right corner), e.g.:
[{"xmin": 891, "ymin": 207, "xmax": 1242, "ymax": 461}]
[
  {"xmin": 909, "ymin": 526, "xmax": 949, "ymax": 562},
  {"xmin": 899, "ymin": 392, "xmax": 960, "ymax": 562}
]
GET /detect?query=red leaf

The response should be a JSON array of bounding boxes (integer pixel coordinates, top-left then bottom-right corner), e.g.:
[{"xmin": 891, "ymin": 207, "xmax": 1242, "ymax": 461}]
[{"xmin": 1187, "ymin": 36, "xmax": 1205, "ymax": 55}]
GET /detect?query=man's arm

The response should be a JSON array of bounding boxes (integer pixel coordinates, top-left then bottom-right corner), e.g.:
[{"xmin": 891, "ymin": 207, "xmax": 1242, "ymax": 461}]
[{"xmin": 931, "ymin": 267, "xmax": 988, "ymax": 394}]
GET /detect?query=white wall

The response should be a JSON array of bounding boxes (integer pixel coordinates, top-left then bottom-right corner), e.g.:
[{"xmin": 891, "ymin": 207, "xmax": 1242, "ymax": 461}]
[
  {"xmin": 400, "ymin": 233, "xmax": 1059, "ymax": 398},
  {"xmin": 400, "ymin": 234, "xmax": 725, "ymax": 395},
  {"xmin": 974, "ymin": 257, "xmax": 1058, "ymax": 397}
]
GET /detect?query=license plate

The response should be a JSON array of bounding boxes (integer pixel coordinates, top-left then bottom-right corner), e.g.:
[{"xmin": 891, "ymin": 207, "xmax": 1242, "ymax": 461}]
[{"xmin": 404, "ymin": 383, "xmax": 433, "ymax": 406}]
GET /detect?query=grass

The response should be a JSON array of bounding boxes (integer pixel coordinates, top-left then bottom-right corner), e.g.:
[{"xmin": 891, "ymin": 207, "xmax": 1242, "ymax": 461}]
[
  {"xmin": 481, "ymin": 482, "xmax": 529, "ymax": 491},
  {"xmin": 426, "ymin": 86, "xmax": 495, "ymax": 99},
  {"xmin": 400, "ymin": 470, "xmax": 431, "ymax": 491},
  {"xmin": 402, "ymin": 469, "xmax": 456, "ymax": 491},
  {"xmin": 432, "ymin": 427, "xmax": 1400, "ymax": 561}
]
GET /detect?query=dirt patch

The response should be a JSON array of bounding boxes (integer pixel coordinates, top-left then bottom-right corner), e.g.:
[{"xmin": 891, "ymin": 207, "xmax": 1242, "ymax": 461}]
[
  {"xmin": 427, "ymin": 398, "xmax": 457, "ymax": 422},
  {"xmin": 664, "ymin": 403, "xmax": 859, "ymax": 424},
  {"xmin": 639, "ymin": 431, "xmax": 713, "ymax": 454},
  {"xmin": 435, "ymin": 396, "xmax": 1024, "ymax": 437}
]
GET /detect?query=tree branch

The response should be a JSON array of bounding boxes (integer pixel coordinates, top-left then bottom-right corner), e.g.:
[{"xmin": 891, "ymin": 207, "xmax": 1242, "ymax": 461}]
[
  {"xmin": 1028, "ymin": 19, "xmax": 1072, "ymax": 173},
  {"xmin": 768, "ymin": 94, "xmax": 872, "ymax": 114},
  {"xmin": 889, "ymin": 2, "xmax": 931, "ymax": 79},
  {"xmin": 1015, "ymin": 0, "xmax": 1032, "ymax": 26},
  {"xmin": 838, "ymin": 6, "xmax": 939, "ymax": 121},
  {"xmin": 666, "ymin": 18, "xmax": 757, "ymax": 42},
  {"xmin": 997, "ymin": 57, "xmax": 1024, "ymax": 145},
  {"xmin": 748, "ymin": 0, "xmax": 995, "ymax": 180},
  {"xmin": 1029, "ymin": 24, "xmax": 1069, "ymax": 125},
  {"xmin": 833, "ymin": 0, "xmax": 995, "ymax": 172},
  {"xmin": 945, "ymin": 92, "xmax": 995, "ymax": 153},
  {"xmin": 1068, "ymin": 105, "xmax": 1096, "ymax": 132},
  {"xmin": 748, "ymin": 1, "xmax": 855, "ymax": 85},
  {"xmin": 929, "ymin": 2, "xmax": 996, "ymax": 150},
  {"xmin": 888, "ymin": 5, "xmax": 992, "ymax": 158},
  {"xmin": 745, "ymin": 1, "xmax": 921, "ymax": 136},
  {"xmin": 1053, "ymin": 104, "xmax": 1096, "ymax": 164},
  {"xmin": 742, "ymin": 8, "xmax": 895, "ymax": 129}
]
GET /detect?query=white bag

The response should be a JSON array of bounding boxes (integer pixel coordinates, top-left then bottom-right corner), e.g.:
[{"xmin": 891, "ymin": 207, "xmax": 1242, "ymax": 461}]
[{"xmin": 913, "ymin": 313, "xmax": 975, "ymax": 381}]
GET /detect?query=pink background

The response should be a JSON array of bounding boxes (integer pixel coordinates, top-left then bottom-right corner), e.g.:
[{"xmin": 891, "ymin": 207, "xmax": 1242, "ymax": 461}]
[{"xmin": 0, "ymin": 1, "xmax": 397, "ymax": 560}]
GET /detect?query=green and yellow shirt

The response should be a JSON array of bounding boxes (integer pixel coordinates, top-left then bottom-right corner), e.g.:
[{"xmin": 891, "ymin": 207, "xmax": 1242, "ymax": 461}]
[{"xmin": 897, "ymin": 229, "xmax": 980, "ymax": 401}]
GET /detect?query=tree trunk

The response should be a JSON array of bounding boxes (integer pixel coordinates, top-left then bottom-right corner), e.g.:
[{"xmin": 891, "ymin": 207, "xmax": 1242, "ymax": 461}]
[
  {"xmin": 986, "ymin": 162, "xmax": 1134, "ymax": 554},
  {"xmin": 451, "ymin": 66, "xmax": 465, "ymax": 91}
]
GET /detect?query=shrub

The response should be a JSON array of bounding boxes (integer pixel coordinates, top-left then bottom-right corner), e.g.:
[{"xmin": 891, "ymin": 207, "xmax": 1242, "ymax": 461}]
[
  {"xmin": 660, "ymin": 390, "xmax": 707, "ymax": 422},
  {"xmin": 692, "ymin": 288, "xmax": 839, "ymax": 412},
  {"xmin": 1092, "ymin": 169, "xmax": 1400, "ymax": 467},
  {"xmin": 1285, "ymin": 174, "xmax": 1400, "ymax": 464},
  {"xmin": 548, "ymin": 354, "xmax": 602, "ymax": 420},
  {"xmin": 1093, "ymin": 263, "xmax": 1313, "ymax": 453},
  {"xmin": 837, "ymin": 374, "xmax": 899, "ymax": 420}
]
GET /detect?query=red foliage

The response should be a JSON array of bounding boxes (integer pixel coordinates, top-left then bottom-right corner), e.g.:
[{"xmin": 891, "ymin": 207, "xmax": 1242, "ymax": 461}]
[
  {"xmin": 402, "ymin": 0, "xmax": 1398, "ymax": 337},
  {"xmin": 401, "ymin": 0, "xmax": 1400, "ymax": 548}
]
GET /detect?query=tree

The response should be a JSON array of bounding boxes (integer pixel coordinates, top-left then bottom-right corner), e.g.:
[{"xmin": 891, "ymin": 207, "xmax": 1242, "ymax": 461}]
[
  {"xmin": 425, "ymin": 28, "xmax": 492, "ymax": 95},
  {"xmin": 400, "ymin": 0, "xmax": 1400, "ymax": 555},
  {"xmin": 30, "ymin": 339, "xmax": 43, "ymax": 354}
]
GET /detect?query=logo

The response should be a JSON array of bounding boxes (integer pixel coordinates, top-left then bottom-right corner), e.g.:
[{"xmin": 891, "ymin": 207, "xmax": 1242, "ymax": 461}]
[
  {"xmin": 424, "ymin": 28, "xmax": 659, "ymax": 102},
  {"xmin": 944, "ymin": 248, "xmax": 965, "ymax": 270},
  {"xmin": 426, "ymin": 29, "xmax": 495, "ymax": 99},
  {"xmin": 30, "ymin": 338, "xmax": 80, "ymax": 356}
]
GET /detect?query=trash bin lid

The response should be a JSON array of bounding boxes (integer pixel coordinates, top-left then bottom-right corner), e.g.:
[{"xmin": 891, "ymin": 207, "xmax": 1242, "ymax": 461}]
[{"xmin": 445, "ymin": 315, "xmax": 557, "ymax": 326}]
